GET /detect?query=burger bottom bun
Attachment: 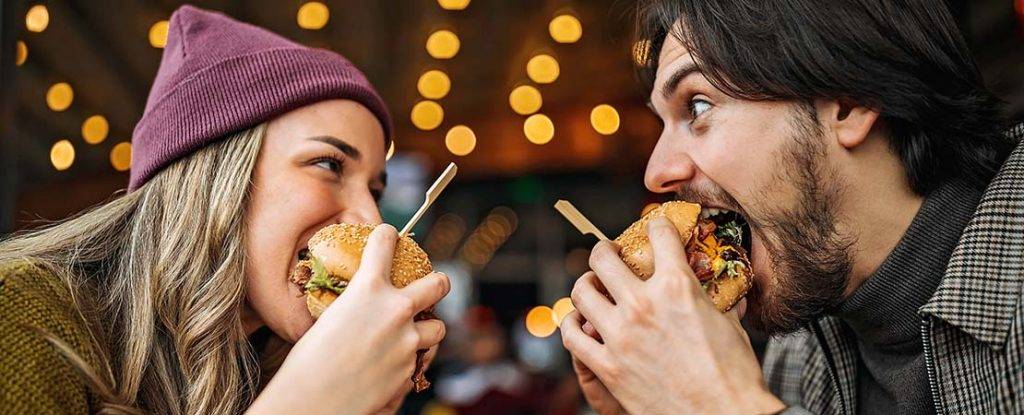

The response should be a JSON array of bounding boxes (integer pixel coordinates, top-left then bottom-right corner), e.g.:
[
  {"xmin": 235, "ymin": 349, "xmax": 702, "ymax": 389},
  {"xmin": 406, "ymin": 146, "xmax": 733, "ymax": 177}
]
[
  {"xmin": 306, "ymin": 289, "xmax": 339, "ymax": 319},
  {"xmin": 706, "ymin": 268, "xmax": 752, "ymax": 312}
]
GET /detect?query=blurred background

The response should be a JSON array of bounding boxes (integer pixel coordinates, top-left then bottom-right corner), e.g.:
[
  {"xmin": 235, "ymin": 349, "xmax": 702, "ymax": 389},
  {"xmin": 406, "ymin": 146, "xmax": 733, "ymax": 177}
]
[{"xmin": 0, "ymin": 1, "xmax": 1022, "ymax": 414}]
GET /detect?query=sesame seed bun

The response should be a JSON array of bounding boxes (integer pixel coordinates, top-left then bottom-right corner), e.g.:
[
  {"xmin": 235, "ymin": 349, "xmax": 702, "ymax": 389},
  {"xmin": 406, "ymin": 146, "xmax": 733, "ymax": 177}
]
[{"xmin": 614, "ymin": 201, "xmax": 752, "ymax": 312}]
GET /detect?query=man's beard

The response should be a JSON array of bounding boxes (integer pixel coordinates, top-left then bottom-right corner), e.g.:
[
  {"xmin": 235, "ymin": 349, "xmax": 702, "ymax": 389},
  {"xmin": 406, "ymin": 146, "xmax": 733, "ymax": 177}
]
[{"xmin": 677, "ymin": 105, "xmax": 854, "ymax": 335}]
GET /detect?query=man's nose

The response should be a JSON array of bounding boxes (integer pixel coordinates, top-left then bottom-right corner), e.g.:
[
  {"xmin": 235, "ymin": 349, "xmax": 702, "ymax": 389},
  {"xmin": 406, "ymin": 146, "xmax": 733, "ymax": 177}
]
[{"xmin": 644, "ymin": 135, "xmax": 697, "ymax": 194}]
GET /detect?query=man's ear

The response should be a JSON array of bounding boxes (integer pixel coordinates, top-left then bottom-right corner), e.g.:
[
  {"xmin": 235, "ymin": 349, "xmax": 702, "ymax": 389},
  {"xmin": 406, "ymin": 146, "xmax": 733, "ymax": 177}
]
[{"xmin": 814, "ymin": 99, "xmax": 881, "ymax": 150}]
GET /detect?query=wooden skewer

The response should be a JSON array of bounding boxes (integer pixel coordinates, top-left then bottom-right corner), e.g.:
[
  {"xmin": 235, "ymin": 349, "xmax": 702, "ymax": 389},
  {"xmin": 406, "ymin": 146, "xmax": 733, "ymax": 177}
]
[
  {"xmin": 400, "ymin": 163, "xmax": 458, "ymax": 237},
  {"xmin": 554, "ymin": 199, "xmax": 610, "ymax": 241}
]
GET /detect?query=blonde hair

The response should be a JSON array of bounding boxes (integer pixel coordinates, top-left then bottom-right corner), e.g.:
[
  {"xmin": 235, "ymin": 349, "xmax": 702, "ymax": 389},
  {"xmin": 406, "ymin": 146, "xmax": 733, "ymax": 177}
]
[{"xmin": 0, "ymin": 124, "xmax": 267, "ymax": 414}]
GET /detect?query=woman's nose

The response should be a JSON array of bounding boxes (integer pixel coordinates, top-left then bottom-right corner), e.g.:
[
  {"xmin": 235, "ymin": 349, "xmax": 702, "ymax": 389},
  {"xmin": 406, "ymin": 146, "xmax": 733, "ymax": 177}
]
[{"xmin": 337, "ymin": 191, "xmax": 382, "ymax": 225}]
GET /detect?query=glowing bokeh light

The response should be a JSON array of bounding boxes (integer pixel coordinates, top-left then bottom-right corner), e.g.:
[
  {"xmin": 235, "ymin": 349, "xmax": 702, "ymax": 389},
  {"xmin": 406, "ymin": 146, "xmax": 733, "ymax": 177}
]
[
  {"xmin": 15, "ymin": 41, "xmax": 27, "ymax": 66},
  {"xmin": 149, "ymin": 20, "xmax": 169, "ymax": 48},
  {"xmin": 509, "ymin": 85, "xmax": 542, "ymax": 115},
  {"xmin": 46, "ymin": 82, "xmax": 73, "ymax": 112},
  {"xmin": 526, "ymin": 306, "xmax": 558, "ymax": 337},
  {"xmin": 426, "ymin": 30, "xmax": 460, "ymax": 59},
  {"xmin": 50, "ymin": 140, "xmax": 74, "ymax": 171},
  {"xmin": 445, "ymin": 125, "xmax": 476, "ymax": 156},
  {"xmin": 549, "ymin": 15, "xmax": 582, "ymax": 43},
  {"xmin": 81, "ymin": 115, "xmax": 109, "ymax": 145},
  {"xmin": 437, "ymin": 0, "xmax": 471, "ymax": 10},
  {"xmin": 524, "ymin": 114, "xmax": 554, "ymax": 145},
  {"xmin": 526, "ymin": 54, "xmax": 560, "ymax": 84},
  {"xmin": 552, "ymin": 297, "xmax": 576, "ymax": 325},
  {"xmin": 25, "ymin": 5, "xmax": 49, "ymax": 33},
  {"xmin": 297, "ymin": 2, "xmax": 330, "ymax": 30},
  {"xmin": 411, "ymin": 101, "xmax": 444, "ymax": 131},
  {"xmin": 417, "ymin": 70, "xmax": 451, "ymax": 99},
  {"xmin": 590, "ymin": 104, "xmax": 620, "ymax": 135},
  {"xmin": 110, "ymin": 142, "xmax": 132, "ymax": 172}
]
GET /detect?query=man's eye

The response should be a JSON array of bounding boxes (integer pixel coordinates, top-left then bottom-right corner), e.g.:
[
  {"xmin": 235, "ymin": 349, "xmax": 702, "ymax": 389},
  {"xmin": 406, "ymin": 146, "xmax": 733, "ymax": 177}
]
[{"xmin": 688, "ymin": 98, "xmax": 712, "ymax": 119}]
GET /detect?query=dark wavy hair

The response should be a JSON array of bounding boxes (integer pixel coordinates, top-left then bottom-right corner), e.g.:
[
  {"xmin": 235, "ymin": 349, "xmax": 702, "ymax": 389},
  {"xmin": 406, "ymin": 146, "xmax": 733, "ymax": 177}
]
[{"xmin": 634, "ymin": 0, "xmax": 1016, "ymax": 195}]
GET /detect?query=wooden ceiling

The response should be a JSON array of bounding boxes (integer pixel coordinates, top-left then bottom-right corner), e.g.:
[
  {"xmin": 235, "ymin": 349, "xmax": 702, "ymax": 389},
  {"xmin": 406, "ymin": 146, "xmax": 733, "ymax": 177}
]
[{"xmin": 1, "ymin": 0, "xmax": 1020, "ymax": 228}]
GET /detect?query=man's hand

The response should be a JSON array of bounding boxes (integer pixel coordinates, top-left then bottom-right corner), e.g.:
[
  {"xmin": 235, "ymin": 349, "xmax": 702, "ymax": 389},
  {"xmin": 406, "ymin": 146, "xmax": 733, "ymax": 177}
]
[
  {"xmin": 568, "ymin": 324, "xmax": 625, "ymax": 415},
  {"xmin": 560, "ymin": 217, "xmax": 784, "ymax": 414}
]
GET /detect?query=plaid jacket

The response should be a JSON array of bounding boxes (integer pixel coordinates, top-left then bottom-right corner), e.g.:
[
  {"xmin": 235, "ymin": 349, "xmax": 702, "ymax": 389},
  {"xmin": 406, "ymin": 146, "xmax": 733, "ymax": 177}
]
[{"xmin": 763, "ymin": 124, "xmax": 1024, "ymax": 415}]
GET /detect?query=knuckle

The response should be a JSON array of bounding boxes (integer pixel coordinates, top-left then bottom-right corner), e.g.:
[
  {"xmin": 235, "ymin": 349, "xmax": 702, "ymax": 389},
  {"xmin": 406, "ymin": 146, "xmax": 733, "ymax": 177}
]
[
  {"xmin": 570, "ymin": 280, "xmax": 586, "ymax": 303},
  {"xmin": 391, "ymin": 295, "xmax": 417, "ymax": 320},
  {"xmin": 624, "ymin": 296, "xmax": 656, "ymax": 327},
  {"xmin": 597, "ymin": 360, "xmax": 621, "ymax": 379},
  {"xmin": 375, "ymin": 223, "xmax": 398, "ymax": 242},
  {"xmin": 650, "ymin": 219, "xmax": 677, "ymax": 238},
  {"xmin": 588, "ymin": 243, "xmax": 615, "ymax": 270}
]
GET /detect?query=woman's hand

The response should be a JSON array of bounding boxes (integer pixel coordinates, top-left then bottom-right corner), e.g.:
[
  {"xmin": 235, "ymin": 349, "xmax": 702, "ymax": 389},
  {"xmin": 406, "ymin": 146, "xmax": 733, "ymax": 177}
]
[{"xmin": 249, "ymin": 224, "xmax": 449, "ymax": 415}]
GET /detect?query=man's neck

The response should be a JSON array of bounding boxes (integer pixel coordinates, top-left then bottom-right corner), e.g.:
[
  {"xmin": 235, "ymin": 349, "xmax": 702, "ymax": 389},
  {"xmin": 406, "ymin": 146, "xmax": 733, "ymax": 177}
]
[{"xmin": 836, "ymin": 136, "xmax": 924, "ymax": 298}]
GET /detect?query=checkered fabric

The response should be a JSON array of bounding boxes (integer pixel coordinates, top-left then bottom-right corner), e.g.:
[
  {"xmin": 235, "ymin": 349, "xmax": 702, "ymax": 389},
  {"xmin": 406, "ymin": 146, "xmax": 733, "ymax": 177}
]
[{"xmin": 765, "ymin": 123, "xmax": 1024, "ymax": 414}]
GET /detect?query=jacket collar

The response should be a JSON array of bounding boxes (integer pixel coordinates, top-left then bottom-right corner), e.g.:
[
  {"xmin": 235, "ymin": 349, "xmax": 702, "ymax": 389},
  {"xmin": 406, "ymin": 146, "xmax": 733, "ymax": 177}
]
[{"xmin": 920, "ymin": 128, "xmax": 1024, "ymax": 349}]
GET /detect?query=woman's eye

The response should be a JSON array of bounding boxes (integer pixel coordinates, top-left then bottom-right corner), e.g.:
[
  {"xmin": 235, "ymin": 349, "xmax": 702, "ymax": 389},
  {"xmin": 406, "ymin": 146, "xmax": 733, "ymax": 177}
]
[
  {"xmin": 688, "ymin": 98, "xmax": 712, "ymax": 119},
  {"xmin": 313, "ymin": 157, "xmax": 342, "ymax": 173}
]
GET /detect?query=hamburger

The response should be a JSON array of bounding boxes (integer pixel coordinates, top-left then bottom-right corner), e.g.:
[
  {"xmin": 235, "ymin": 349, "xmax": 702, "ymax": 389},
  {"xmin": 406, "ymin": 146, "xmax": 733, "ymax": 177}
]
[
  {"xmin": 615, "ymin": 201, "xmax": 753, "ymax": 312},
  {"xmin": 289, "ymin": 223, "xmax": 436, "ymax": 392}
]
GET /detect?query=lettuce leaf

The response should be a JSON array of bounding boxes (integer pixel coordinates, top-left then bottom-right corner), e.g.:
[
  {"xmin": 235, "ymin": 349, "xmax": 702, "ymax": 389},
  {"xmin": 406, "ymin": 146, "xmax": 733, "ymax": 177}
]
[{"xmin": 303, "ymin": 257, "xmax": 347, "ymax": 295}]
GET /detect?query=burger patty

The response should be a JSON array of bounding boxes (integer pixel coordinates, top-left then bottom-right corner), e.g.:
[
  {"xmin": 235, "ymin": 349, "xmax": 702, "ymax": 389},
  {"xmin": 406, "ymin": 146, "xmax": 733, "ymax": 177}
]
[{"xmin": 685, "ymin": 217, "xmax": 751, "ymax": 283}]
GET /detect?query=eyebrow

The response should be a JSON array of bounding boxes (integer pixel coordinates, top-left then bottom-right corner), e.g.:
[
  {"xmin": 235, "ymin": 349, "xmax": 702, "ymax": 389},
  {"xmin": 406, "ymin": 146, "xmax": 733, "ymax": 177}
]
[
  {"xmin": 660, "ymin": 61, "xmax": 701, "ymax": 101},
  {"xmin": 309, "ymin": 135, "xmax": 361, "ymax": 161}
]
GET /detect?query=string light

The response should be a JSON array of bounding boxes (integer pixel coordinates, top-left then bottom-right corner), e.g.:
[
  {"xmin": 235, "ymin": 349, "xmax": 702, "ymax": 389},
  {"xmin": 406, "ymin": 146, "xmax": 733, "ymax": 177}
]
[
  {"xmin": 297, "ymin": 2, "xmax": 330, "ymax": 30},
  {"xmin": 526, "ymin": 54, "xmax": 559, "ymax": 84},
  {"xmin": 110, "ymin": 142, "xmax": 132, "ymax": 171},
  {"xmin": 411, "ymin": 101, "xmax": 444, "ymax": 131},
  {"xmin": 523, "ymin": 114, "xmax": 554, "ymax": 145},
  {"xmin": 25, "ymin": 5, "xmax": 49, "ymax": 33},
  {"xmin": 426, "ymin": 30, "xmax": 460, "ymax": 59},
  {"xmin": 590, "ymin": 104, "xmax": 620, "ymax": 135},
  {"xmin": 526, "ymin": 306, "xmax": 557, "ymax": 337},
  {"xmin": 437, "ymin": 0, "xmax": 471, "ymax": 10},
  {"xmin": 81, "ymin": 115, "xmax": 109, "ymax": 145},
  {"xmin": 417, "ymin": 70, "xmax": 451, "ymax": 100},
  {"xmin": 549, "ymin": 15, "xmax": 582, "ymax": 44},
  {"xmin": 552, "ymin": 297, "xmax": 575, "ymax": 325},
  {"xmin": 50, "ymin": 140, "xmax": 74, "ymax": 171},
  {"xmin": 46, "ymin": 82, "xmax": 73, "ymax": 112},
  {"xmin": 509, "ymin": 85, "xmax": 542, "ymax": 115},
  {"xmin": 445, "ymin": 125, "xmax": 476, "ymax": 156},
  {"xmin": 15, "ymin": 41, "xmax": 27, "ymax": 66}
]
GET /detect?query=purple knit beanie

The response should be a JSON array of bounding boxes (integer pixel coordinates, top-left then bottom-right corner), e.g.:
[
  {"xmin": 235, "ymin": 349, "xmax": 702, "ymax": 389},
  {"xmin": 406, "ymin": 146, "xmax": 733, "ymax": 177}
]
[{"xmin": 128, "ymin": 5, "xmax": 392, "ymax": 191}]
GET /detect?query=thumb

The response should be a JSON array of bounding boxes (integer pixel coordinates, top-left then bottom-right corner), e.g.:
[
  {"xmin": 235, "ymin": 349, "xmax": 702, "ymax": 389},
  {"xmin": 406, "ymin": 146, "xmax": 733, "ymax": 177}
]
[
  {"xmin": 351, "ymin": 224, "xmax": 399, "ymax": 289},
  {"xmin": 724, "ymin": 298, "xmax": 748, "ymax": 333}
]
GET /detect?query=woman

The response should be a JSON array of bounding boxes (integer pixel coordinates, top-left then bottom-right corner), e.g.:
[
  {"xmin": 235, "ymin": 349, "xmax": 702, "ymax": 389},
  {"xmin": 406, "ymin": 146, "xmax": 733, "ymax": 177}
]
[{"xmin": 0, "ymin": 5, "xmax": 448, "ymax": 414}]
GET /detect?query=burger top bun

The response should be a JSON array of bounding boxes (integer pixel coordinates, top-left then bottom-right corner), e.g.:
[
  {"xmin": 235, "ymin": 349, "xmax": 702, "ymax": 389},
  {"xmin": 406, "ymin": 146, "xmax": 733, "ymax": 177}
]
[
  {"xmin": 307, "ymin": 223, "xmax": 432, "ymax": 288},
  {"xmin": 615, "ymin": 201, "xmax": 701, "ymax": 279}
]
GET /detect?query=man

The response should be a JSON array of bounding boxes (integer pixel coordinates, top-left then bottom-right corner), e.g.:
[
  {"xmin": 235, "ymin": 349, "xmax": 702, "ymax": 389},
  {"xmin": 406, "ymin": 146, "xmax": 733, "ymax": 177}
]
[{"xmin": 560, "ymin": 1, "xmax": 1023, "ymax": 414}]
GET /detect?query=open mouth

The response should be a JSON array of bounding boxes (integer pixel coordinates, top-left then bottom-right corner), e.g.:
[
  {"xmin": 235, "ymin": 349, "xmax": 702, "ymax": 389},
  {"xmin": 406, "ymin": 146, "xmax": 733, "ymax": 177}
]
[{"xmin": 699, "ymin": 207, "xmax": 753, "ymax": 255}]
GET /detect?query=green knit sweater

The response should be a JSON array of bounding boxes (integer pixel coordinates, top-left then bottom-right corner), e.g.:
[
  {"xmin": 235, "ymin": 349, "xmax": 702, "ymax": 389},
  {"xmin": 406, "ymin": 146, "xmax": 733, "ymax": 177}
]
[{"xmin": 0, "ymin": 260, "xmax": 100, "ymax": 413}]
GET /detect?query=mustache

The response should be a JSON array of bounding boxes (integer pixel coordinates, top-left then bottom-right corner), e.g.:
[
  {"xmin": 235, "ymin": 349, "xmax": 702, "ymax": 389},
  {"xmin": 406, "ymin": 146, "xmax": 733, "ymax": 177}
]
[{"xmin": 674, "ymin": 185, "xmax": 747, "ymax": 218}]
